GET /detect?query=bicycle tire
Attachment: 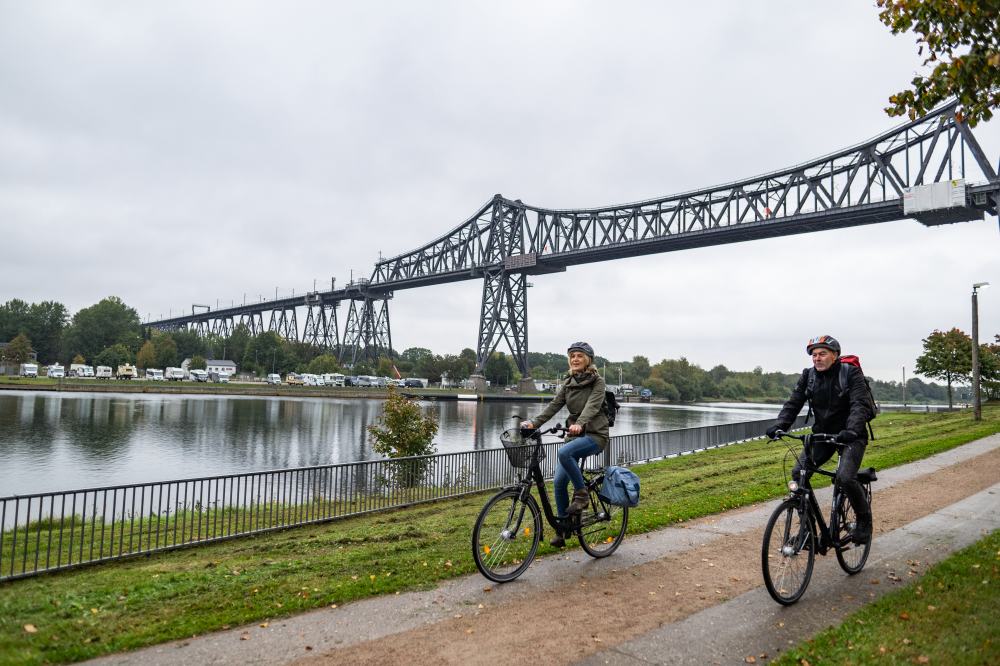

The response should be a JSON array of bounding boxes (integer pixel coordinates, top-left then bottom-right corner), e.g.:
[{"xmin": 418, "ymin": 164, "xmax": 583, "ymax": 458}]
[
  {"xmin": 761, "ymin": 498, "xmax": 815, "ymax": 605},
  {"xmin": 576, "ymin": 488, "xmax": 628, "ymax": 558},
  {"xmin": 472, "ymin": 488, "xmax": 542, "ymax": 583},
  {"xmin": 832, "ymin": 491, "xmax": 872, "ymax": 574}
]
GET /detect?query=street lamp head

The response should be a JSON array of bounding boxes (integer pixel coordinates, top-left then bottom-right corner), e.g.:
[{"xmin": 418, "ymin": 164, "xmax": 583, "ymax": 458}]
[{"xmin": 972, "ymin": 281, "xmax": 990, "ymax": 291}]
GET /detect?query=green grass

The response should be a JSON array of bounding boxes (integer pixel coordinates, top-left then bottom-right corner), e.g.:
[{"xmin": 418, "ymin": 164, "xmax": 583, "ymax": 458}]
[
  {"xmin": 0, "ymin": 405, "xmax": 997, "ymax": 664},
  {"xmin": 774, "ymin": 530, "xmax": 999, "ymax": 665}
]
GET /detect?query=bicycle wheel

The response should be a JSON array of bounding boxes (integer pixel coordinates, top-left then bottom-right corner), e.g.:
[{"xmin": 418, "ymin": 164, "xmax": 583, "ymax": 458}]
[
  {"xmin": 472, "ymin": 488, "xmax": 542, "ymax": 583},
  {"xmin": 832, "ymin": 492, "xmax": 872, "ymax": 574},
  {"xmin": 576, "ymin": 488, "xmax": 628, "ymax": 558},
  {"xmin": 761, "ymin": 498, "xmax": 815, "ymax": 605}
]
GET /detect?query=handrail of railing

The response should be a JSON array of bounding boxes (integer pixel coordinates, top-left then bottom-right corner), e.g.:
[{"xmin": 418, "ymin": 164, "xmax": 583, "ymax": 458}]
[{"xmin": 0, "ymin": 415, "xmax": 802, "ymax": 582}]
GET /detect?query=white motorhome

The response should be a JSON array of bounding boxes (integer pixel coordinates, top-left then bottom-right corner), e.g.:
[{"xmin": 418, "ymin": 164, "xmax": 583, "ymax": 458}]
[
  {"xmin": 189, "ymin": 369, "xmax": 209, "ymax": 382},
  {"xmin": 47, "ymin": 364, "xmax": 65, "ymax": 378},
  {"xmin": 321, "ymin": 373, "xmax": 345, "ymax": 387},
  {"xmin": 95, "ymin": 366, "xmax": 113, "ymax": 379},
  {"xmin": 355, "ymin": 375, "xmax": 377, "ymax": 387},
  {"xmin": 145, "ymin": 368, "xmax": 164, "ymax": 381},
  {"xmin": 164, "ymin": 367, "xmax": 185, "ymax": 381},
  {"xmin": 116, "ymin": 364, "xmax": 137, "ymax": 380},
  {"xmin": 19, "ymin": 363, "xmax": 38, "ymax": 377}
]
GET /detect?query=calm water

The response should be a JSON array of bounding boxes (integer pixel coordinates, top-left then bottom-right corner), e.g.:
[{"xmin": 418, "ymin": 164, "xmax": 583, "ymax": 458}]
[{"xmin": 0, "ymin": 391, "xmax": 781, "ymax": 496}]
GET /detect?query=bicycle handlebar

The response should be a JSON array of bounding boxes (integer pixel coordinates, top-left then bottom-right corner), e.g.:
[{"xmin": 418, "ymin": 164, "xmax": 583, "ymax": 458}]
[{"xmin": 772, "ymin": 430, "xmax": 841, "ymax": 445}]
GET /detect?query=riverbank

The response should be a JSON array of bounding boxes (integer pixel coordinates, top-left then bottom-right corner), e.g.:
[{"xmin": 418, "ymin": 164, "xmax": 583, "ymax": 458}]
[{"xmin": 0, "ymin": 377, "xmax": 553, "ymax": 402}]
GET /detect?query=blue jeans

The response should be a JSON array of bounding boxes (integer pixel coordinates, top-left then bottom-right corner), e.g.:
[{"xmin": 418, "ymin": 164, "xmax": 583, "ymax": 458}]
[{"xmin": 553, "ymin": 435, "xmax": 601, "ymax": 518}]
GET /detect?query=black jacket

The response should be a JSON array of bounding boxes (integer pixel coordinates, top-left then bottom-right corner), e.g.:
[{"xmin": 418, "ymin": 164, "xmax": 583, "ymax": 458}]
[{"xmin": 775, "ymin": 361, "xmax": 870, "ymax": 441}]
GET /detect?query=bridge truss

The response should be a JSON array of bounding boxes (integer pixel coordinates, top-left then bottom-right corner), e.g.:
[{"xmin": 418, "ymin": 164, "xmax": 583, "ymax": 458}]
[{"xmin": 147, "ymin": 102, "xmax": 998, "ymax": 376}]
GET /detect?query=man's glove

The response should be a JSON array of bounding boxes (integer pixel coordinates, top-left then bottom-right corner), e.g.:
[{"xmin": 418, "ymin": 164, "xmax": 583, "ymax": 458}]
[
  {"xmin": 837, "ymin": 429, "xmax": 857, "ymax": 443},
  {"xmin": 766, "ymin": 425, "xmax": 781, "ymax": 440}
]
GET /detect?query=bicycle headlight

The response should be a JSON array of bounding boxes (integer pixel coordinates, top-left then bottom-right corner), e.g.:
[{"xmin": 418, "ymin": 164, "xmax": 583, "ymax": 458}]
[{"xmin": 787, "ymin": 480, "xmax": 799, "ymax": 492}]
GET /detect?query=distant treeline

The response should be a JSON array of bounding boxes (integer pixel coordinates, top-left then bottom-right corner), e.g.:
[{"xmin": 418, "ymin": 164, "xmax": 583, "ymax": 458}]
[{"xmin": 0, "ymin": 296, "xmax": 977, "ymax": 404}]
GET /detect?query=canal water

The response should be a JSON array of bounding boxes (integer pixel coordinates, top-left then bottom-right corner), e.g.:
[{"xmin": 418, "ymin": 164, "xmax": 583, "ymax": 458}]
[{"xmin": 0, "ymin": 391, "xmax": 781, "ymax": 496}]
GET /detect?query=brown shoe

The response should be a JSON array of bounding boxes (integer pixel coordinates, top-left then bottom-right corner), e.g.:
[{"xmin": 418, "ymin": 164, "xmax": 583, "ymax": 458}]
[{"xmin": 567, "ymin": 489, "xmax": 589, "ymax": 514}]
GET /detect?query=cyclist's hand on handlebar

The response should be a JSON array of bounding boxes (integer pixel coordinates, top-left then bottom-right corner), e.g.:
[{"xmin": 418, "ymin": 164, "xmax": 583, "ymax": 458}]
[
  {"xmin": 765, "ymin": 425, "xmax": 783, "ymax": 440},
  {"xmin": 567, "ymin": 423, "xmax": 583, "ymax": 436},
  {"xmin": 520, "ymin": 420, "xmax": 534, "ymax": 431},
  {"xmin": 836, "ymin": 429, "xmax": 857, "ymax": 443}
]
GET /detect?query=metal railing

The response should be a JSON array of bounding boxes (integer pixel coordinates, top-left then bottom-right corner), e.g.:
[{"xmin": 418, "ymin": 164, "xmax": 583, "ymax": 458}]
[{"xmin": 0, "ymin": 415, "xmax": 802, "ymax": 582}]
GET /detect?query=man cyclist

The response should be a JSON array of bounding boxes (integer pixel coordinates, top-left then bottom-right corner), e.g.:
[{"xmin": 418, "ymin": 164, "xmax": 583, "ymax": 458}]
[
  {"xmin": 521, "ymin": 341, "xmax": 609, "ymax": 548},
  {"xmin": 766, "ymin": 335, "xmax": 872, "ymax": 544}
]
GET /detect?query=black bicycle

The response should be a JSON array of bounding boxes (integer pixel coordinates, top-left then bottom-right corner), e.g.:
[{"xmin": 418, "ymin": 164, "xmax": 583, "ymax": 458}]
[
  {"xmin": 761, "ymin": 431, "xmax": 877, "ymax": 605},
  {"xmin": 472, "ymin": 423, "xmax": 628, "ymax": 583}
]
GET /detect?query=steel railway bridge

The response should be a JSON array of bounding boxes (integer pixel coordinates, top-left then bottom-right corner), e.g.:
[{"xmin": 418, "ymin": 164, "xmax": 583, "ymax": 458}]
[{"xmin": 147, "ymin": 102, "xmax": 999, "ymax": 387}]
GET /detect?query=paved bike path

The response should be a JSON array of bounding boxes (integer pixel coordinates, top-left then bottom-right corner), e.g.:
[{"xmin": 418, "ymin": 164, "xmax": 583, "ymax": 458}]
[
  {"xmin": 578, "ymin": 481, "xmax": 1000, "ymax": 665},
  {"xmin": 87, "ymin": 435, "xmax": 1000, "ymax": 666}
]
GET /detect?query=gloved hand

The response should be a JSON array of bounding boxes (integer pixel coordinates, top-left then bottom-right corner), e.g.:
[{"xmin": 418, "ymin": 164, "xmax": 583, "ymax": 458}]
[
  {"xmin": 837, "ymin": 429, "xmax": 857, "ymax": 443},
  {"xmin": 766, "ymin": 425, "xmax": 782, "ymax": 440}
]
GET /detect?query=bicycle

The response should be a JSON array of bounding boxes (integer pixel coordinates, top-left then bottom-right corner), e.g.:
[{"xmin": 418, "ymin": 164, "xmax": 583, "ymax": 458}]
[
  {"xmin": 472, "ymin": 423, "xmax": 629, "ymax": 583},
  {"xmin": 760, "ymin": 430, "xmax": 877, "ymax": 605}
]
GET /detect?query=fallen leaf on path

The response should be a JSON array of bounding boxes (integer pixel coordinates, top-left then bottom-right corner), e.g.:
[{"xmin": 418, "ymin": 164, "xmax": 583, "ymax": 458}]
[
  {"xmin": 23, "ymin": 624, "xmax": 38, "ymax": 634},
  {"xmin": 899, "ymin": 612, "xmax": 910, "ymax": 620}
]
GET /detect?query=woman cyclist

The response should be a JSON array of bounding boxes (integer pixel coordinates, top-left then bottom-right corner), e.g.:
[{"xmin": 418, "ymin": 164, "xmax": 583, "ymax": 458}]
[{"xmin": 521, "ymin": 341, "xmax": 609, "ymax": 547}]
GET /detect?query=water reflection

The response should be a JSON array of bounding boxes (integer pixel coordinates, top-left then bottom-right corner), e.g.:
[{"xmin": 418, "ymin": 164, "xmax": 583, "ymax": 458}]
[{"xmin": 0, "ymin": 391, "xmax": 779, "ymax": 496}]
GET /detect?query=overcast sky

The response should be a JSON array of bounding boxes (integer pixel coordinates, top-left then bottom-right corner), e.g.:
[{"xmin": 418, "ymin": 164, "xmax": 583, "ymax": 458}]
[{"xmin": 1, "ymin": 1, "xmax": 997, "ymax": 382}]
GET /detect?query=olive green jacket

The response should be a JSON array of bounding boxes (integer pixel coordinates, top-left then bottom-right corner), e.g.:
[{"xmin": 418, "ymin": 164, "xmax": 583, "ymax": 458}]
[{"xmin": 531, "ymin": 370, "xmax": 609, "ymax": 449}]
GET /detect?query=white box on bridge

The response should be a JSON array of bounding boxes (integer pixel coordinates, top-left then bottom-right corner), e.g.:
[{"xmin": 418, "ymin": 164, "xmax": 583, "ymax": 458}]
[{"xmin": 903, "ymin": 180, "xmax": 966, "ymax": 214}]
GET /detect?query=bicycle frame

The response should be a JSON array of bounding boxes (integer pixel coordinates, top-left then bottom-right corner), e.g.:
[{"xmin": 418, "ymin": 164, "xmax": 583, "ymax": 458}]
[
  {"xmin": 505, "ymin": 428, "xmax": 606, "ymax": 536},
  {"xmin": 786, "ymin": 433, "xmax": 849, "ymax": 555}
]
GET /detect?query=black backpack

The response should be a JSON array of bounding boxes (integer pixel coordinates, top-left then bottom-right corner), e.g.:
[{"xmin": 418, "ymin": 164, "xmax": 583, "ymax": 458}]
[
  {"xmin": 603, "ymin": 390, "xmax": 621, "ymax": 427},
  {"xmin": 805, "ymin": 355, "xmax": 879, "ymax": 439}
]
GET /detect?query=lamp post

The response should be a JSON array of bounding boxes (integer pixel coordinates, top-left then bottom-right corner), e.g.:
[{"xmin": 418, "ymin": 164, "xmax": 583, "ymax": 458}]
[
  {"xmin": 902, "ymin": 365, "xmax": 906, "ymax": 409},
  {"xmin": 972, "ymin": 282, "xmax": 990, "ymax": 421}
]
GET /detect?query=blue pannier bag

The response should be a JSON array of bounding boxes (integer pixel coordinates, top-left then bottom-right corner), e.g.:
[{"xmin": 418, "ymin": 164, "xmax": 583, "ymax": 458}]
[{"xmin": 598, "ymin": 466, "xmax": 640, "ymax": 507}]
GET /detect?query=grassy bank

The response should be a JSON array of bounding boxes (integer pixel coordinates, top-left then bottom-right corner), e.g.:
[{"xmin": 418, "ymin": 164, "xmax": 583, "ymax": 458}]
[
  {"xmin": 0, "ymin": 406, "xmax": 997, "ymax": 664},
  {"xmin": 774, "ymin": 529, "xmax": 999, "ymax": 665}
]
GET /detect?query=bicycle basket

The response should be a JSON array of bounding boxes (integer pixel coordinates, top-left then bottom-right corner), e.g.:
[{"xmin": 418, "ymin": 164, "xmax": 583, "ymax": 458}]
[{"xmin": 500, "ymin": 428, "xmax": 545, "ymax": 468}]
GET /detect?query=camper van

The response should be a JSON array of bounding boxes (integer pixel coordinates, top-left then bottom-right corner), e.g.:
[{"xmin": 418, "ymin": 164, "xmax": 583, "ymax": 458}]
[
  {"xmin": 189, "ymin": 369, "xmax": 208, "ymax": 382},
  {"xmin": 47, "ymin": 364, "xmax": 65, "ymax": 378},
  {"xmin": 19, "ymin": 363, "xmax": 38, "ymax": 377},
  {"xmin": 145, "ymin": 368, "xmax": 164, "ymax": 381},
  {"xmin": 69, "ymin": 364, "xmax": 94, "ymax": 378},
  {"xmin": 164, "ymin": 367, "xmax": 185, "ymax": 381},
  {"xmin": 321, "ymin": 373, "xmax": 345, "ymax": 387},
  {"xmin": 116, "ymin": 364, "xmax": 137, "ymax": 380},
  {"xmin": 266, "ymin": 373, "xmax": 282, "ymax": 385},
  {"xmin": 95, "ymin": 366, "xmax": 112, "ymax": 379}
]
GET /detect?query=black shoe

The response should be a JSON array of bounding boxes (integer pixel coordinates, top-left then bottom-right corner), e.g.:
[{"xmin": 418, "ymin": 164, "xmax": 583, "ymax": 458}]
[
  {"xmin": 852, "ymin": 521, "xmax": 872, "ymax": 545},
  {"xmin": 549, "ymin": 533, "xmax": 566, "ymax": 548}
]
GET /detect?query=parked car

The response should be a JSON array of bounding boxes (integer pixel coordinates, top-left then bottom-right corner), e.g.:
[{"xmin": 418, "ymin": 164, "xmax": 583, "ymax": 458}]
[
  {"xmin": 403, "ymin": 378, "xmax": 425, "ymax": 388},
  {"xmin": 344, "ymin": 376, "xmax": 358, "ymax": 387},
  {"xmin": 95, "ymin": 365, "xmax": 112, "ymax": 379},
  {"xmin": 266, "ymin": 373, "xmax": 282, "ymax": 385},
  {"xmin": 189, "ymin": 369, "xmax": 209, "ymax": 382},
  {"xmin": 46, "ymin": 363, "xmax": 65, "ymax": 378},
  {"xmin": 19, "ymin": 363, "xmax": 38, "ymax": 377}
]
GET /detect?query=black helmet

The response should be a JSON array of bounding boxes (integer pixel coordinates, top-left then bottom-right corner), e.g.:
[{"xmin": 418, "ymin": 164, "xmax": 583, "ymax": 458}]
[
  {"xmin": 806, "ymin": 335, "xmax": 841, "ymax": 355},
  {"xmin": 567, "ymin": 341, "xmax": 595, "ymax": 358}
]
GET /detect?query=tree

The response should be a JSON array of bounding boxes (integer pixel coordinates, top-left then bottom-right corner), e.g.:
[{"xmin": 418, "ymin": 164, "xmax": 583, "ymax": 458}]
[
  {"xmin": 878, "ymin": 0, "xmax": 1000, "ymax": 126},
  {"xmin": 71, "ymin": 354, "xmax": 85, "ymax": 365},
  {"xmin": 915, "ymin": 328, "xmax": 972, "ymax": 408},
  {"xmin": 136, "ymin": 340, "xmax": 157, "ymax": 370},
  {"xmin": 483, "ymin": 351, "xmax": 517, "ymax": 387},
  {"xmin": 3, "ymin": 333, "xmax": 33, "ymax": 365},
  {"xmin": 978, "ymin": 334, "xmax": 1000, "ymax": 401},
  {"xmin": 190, "ymin": 355, "xmax": 207, "ymax": 371},
  {"xmin": 367, "ymin": 387, "xmax": 438, "ymax": 487},
  {"xmin": 62, "ymin": 297, "xmax": 141, "ymax": 363},
  {"xmin": 94, "ymin": 343, "xmax": 133, "ymax": 369},
  {"xmin": 306, "ymin": 354, "xmax": 342, "ymax": 375},
  {"xmin": 153, "ymin": 334, "xmax": 179, "ymax": 369}
]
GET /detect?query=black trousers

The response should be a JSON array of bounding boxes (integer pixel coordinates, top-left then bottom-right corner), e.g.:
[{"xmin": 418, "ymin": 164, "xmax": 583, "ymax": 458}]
[{"xmin": 792, "ymin": 439, "xmax": 871, "ymax": 523}]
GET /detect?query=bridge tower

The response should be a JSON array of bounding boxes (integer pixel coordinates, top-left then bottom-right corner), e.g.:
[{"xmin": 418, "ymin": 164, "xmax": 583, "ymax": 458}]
[
  {"xmin": 340, "ymin": 280, "xmax": 393, "ymax": 368},
  {"xmin": 471, "ymin": 197, "xmax": 535, "ymax": 394},
  {"xmin": 302, "ymin": 292, "xmax": 341, "ymax": 352}
]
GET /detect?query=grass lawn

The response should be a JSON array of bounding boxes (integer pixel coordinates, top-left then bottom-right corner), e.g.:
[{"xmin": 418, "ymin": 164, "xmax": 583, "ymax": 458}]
[
  {"xmin": 0, "ymin": 405, "xmax": 997, "ymax": 664},
  {"xmin": 774, "ymin": 529, "xmax": 999, "ymax": 665}
]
